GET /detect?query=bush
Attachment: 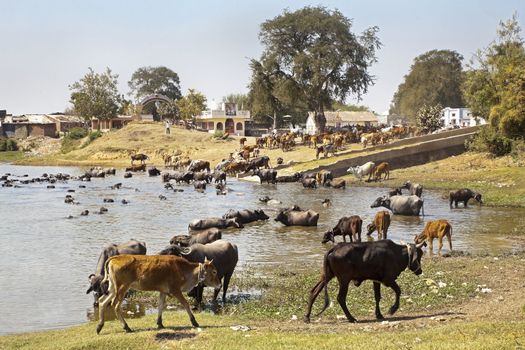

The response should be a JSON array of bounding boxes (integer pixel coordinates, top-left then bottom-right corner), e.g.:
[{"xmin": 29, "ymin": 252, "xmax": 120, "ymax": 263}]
[
  {"xmin": 466, "ymin": 126, "xmax": 513, "ymax": 156},
  {"xmin": 88, "ymin": 130, "xmax": 102, "ymax": 142},
  {"xmin": 213, "ymin": 130, "xmax": 224, "ymax": 139},
  {"xmin": 68, "ymin": 127, "xmax": 88, "ymax": 140},
  {"xmin": 0, "ymin": 139, "xmax": 18, "ymax": 152},
  {"xmin": 0, "ymin": 139, "xmax": 6, "ymax": 152}
]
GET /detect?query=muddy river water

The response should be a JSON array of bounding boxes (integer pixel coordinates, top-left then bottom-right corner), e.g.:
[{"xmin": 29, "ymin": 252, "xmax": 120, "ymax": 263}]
[{"xmin": 0, "ymin": 164, "xmax": 523, "ymax": 335}]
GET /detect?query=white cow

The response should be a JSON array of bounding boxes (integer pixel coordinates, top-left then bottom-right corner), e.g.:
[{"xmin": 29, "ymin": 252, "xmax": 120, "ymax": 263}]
[{"xmin": 347, "ymin": 161, "xmax": 376, "ymax": 182}]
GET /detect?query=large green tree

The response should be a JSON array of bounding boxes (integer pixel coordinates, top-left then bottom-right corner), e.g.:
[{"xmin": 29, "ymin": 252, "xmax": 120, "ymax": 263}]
[
  {"xmin": 415, "ymin": 104, "xmax": 444, "ymax": 133},
  {"xmin": 69, "ymin": 67, "xmax": 121, "ymax": 120},
  {"xmin": 222, "ymin": 93, "xmax": 249, "ymax": 110},
  {"xmin": 128, "ymin": 66, "xmax": 182, "ymax": 101},
  {"xmin": 390, "ymin": 50, "xmax": 465, "ymax": 119},
  {"xmin": 251, "ymin": 6, "xmax": 381, "ymax": 131},
  {"xmin": 176, "ymin": 89, "xmax": 207, "ymax": 121},
  {"xmin": 463, "ymin": 15, "xmax": 525, "ymax": 138}
]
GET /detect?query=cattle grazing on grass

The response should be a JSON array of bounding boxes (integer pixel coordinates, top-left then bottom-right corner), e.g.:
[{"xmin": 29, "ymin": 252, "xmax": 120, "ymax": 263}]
[
  {"xmin": 367, "ymin": 211, "xmax": 391, "ymax": 239},
  {"xmin": 347, "ymin": 161, "xmax": 376, "ymax": 182},
  {"xmin": 95, "ymin": 255, "xmax": 220, "ymax": 334},
  {"xmin": 414, "ymin": 219, "xmax": 452, "ymax": 256},
  {"xmin": 130, "ymin": 153, "xmax": 148, "ymax": 165},
  {"xmin": 373, "ymin": 162, "xmax": 390, "ymax": 181},
  {"xmin": 304, "ymin": 240, "xmax": 426, "ymax": 323},
  {"xmin": 322, "ymin": 216, "xmax": 363, "ymax": 243}
]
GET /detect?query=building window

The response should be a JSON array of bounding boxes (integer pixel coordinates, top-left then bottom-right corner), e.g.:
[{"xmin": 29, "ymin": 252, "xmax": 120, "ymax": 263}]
[
  {"xmin": 452, "ymin": 113, "xmax": 456, "ymax": 117},
  {"xmin": 216, "ymin": 122, "xmax": 223, "ymax": 130},
  {"xmin": 208, "ymin": 122, "xmax": 214, "ymax": 130},
  {"xmin": 236, "ymin": 122, "xmax": 243, "ymax": 131}
]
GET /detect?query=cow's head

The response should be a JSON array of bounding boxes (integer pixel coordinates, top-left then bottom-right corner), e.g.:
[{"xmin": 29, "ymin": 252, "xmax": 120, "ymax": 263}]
[
  {"xmin": 406, "ymin": 242, "xmax": 426, "ymax": 275},
  {"xmin": 366, "ymin": 223, "xmax": 377, "ymax": 235},
  {"xmin": 201, "ymin": 257, "xmax": 221, "ymax": 288},
  {"xmin": 371, "ymin": 196, "xmax": 389, "ymax": 209},
  {"xmin": 274, "ymin": 210, "xmax": 287, "ymax": 224},
  {"xmin": 402, "ymin": 181, "xmax": 411, "ymax": 189},
  {"xmin": 158, "ymin": 245, "xmax": 191, "ymax": 256},
  {"xmin": 346, "ymin": 167, "xmax": 356, "ymax": 174},
  {"xmin": 86, "ymin": 274, "xmax": 107, "ymax": 306},
  {"xmin": 170, "ymin": 234, "xmax": 191, "ymax": 247},
  {"xmin": 255, "ymin": 209, "xmax": 270, "ymax": 220},
  {"xmin": 321, "ymin": 230, "xmax": 335, "ymax": 243},
  {"xmin": 474, "ymin": 193, "xmax": 483, "ymax": 204}
]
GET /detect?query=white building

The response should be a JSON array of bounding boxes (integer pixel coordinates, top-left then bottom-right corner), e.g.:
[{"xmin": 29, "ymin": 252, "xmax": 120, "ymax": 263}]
[
  {"xmin": 441, "ymin": 107, "xmax": 486, "ymax": 127},
  {"xmin": 194, "ymin": 102, "xmax": 251, "ymax": 136}
]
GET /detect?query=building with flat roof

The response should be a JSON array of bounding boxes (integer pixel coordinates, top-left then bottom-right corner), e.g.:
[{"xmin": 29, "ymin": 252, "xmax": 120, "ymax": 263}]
[
  {"xmin": 195, "ymin": 102, "xmax": 251, "ymax": 136},
  {"xmin": 441, "ymin": 107, "xmax": 486, "ymax": 127}
]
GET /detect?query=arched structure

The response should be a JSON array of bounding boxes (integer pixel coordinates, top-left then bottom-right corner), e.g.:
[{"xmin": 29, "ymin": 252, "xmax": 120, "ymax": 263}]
[{"xmin": 138, "ymin": 94, "xmax": 172, "ymax": 109}]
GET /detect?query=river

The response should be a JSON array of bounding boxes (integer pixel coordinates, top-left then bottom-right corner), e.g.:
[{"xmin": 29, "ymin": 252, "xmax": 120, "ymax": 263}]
[{"xmin": 0, "ymin": 164, "xmax": 523, "ymax": 335}]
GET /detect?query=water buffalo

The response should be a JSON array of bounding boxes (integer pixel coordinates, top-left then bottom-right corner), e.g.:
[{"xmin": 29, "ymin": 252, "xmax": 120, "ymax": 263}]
[
  {"xmin": 170, "ymin": 228, "xmax": 222, "ymax": 247},
  {"xmin": 347, "ymin": 161, "xmax": 375, "ymax": 182},
  {"xmin": 371, "ymin": 195, "xmax": 424, "ymax": 216},
  {"xmin": 253, "ymin": 169, "xmax": 277, "ymax": 184},
  {"xmin": 189, "ymin": 217, "xmax": 243, "ymax": 230},
  {"xmin": 212, "ymin": 170, "xmax": 227, "ymax": 184},
  {"xmin": 148, "ymin": 167, "xmax": 161, "ymax": 176},
  {"xmin": 316, "ymin": 170, "xmax": 333, "ymax": 187},
  {"xmin": 388, "ymin": 188, "xmax": 402, "ymax": 197},
  {"xmin": 193, "ymin": 180, "xmax": 207, "ymax": 190},
  {"xmin": 275, "ymin": 209, "xmax": 319, "ymax": 226},
  {"xmin": 402, "ymin": 181, "xmax": 423, "ymax": 198},
  {"xmin": 159, "ymin": 240, "xmax": 238, "ymax": 304},
  {"xmin": 302, "ymin": 178, "xmax": 317, "ymax": 188},
  {"xmin": 187, "ymin": 160, "xmax": 210, "ymax": 172},
  {"xmin": 194, "ymin": 171, "xmax": 212, "ymax": 183},
  {"xmin": 130, "ymin": 153, "xmax": 149, "ymax": 165},
  {"xmin": 222, "ymin": 209, "xmax": 269, "ymax": 224},
  {"xmin": 449, "ymin": 188, "xmax": 482, "ymax": 208},
  {"xmin": 276, "ymin": 173, "xmax": 302, "ymax": 183},
  {"xmin": 322, "ymin": 216, "xmax": 362, "ymax": 243},
  {"xmin": 326, "ymin": 178, "xmax": 346, "ymax": 189},
  {"xmin": 244, "ymin": 156, "xmax": 271, "ymax": 172},
  {"xmin": 125, "ymin": 164, "xmax": 146, "ymax": 172},
  {"xmin": 86, "ymin": 239, "xmax": 147, "ymax": 306},
  {"xmin": 304, "ymin": 240, "xmax": 426, "ymax": 323}
]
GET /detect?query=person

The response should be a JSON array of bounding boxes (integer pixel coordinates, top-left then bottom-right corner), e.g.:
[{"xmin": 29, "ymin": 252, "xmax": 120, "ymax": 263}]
[{"xmin": 165, "ymin": 119, "xmax": 171, "ymax": 135}]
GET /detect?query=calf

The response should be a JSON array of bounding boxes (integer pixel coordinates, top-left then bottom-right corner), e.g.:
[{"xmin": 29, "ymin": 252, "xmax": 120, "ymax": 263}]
[
  {"xmin": 403, "ymin": 181, "xmax": 423, "ymax": 197},
  {"xmin": 322, "ymin": 216, "xmax": 362, "ymax": 243},
  {"xmin": 304, "ymin": 240, "xmax": 426, "ymax": 323},
  {"xmin": 449, "ymin": 189, "xmax": 482, "ymax": 208},
  {"xmin": 414, "ymin": 219, "xmax": 452, "ymax": 256},
  {"xmin": 222, "ymin": 209, "xmax": 269, "ymax": 224},
  {"xmin": 367, "ymin": 211, "xmax": 391, "ymax": 239},
  {"xmin": 373, "ymin": 162, "xmax": 390, "ymax": 181},
  {"xmin": 96, "ymin": 255, "xmax": 220, "ymax": 334}
]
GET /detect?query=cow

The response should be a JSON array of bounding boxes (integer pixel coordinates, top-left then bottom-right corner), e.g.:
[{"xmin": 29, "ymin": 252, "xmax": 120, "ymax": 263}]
[
  {"xmin": 222, "ymin": 209, "xmax": 269, "ymax": 224},
  {"xmin": 253, "ymin": 169, "xmax": 277, "ymax": 184},
  {"xmin": 371, "ymin": 195, "xmax": 424, "ymax": 216},
  {"xmin": 194, "ymin": 171, "xmax": 212, "ymax": 183},
  {"xmin": 239, "ymin": 137, "xmax": 247, "ymax": 149},
  {"xmin": 347, "ymin": 161, "xmax": 376, "ymax": 182},
  {"xmin": 95, "ymin": 255, "xmax": 220, "ymax": 334},
  {"xmin": 316, "ymin": 144, "xmax": 335, "ymax": 159},
  {"xmin": 301, "ymin": 178, "xmax": 317, "ymax": 188},
  {"xmin": 414, "ymin": 219, "xmax": 452, "ymax": 256},
  {"xmin": 449, "ymin": 189, "xmax": 482, "ymax": 208},
  {"xmin": 159, "ymin": 240, "xmax": 238, "ymax": 305},
  {"xmin": 275, "ymin": 209, "xmax": 319, "ymax": 226},
  {"xmin": 130, "ymin": 153, "xmax": 148, "ymax": 165},
  {"xmin": 212, "ymin": 170, "xmax": 227, "ymax": 184},
  {"xmin": 224, "ymin": 160, "xmax": 248, "ymax": 175},
  {"xmin": 388, "ymin": 188, "xmax": 402, "ymax": 197},
  {"xmin": 304, "ymin": 240, "xmax": 426, "ymax": 323},
  {"xmin": 367, "ymin": 211, "xmax": 391, "ymax": 239},
  {"xmin": 326, "ymin": 178, "xmax": 346, "ymax": 189},
  {"xmin": 194, "ymin": 180, "xmax": 207, "ymax": 190},
  {"xmin": 373, "ymin": 162, "xmax": 390, "ymax": 181},
  {"xmin": 316, "ymin": 170, "xmax": 333, "ymax": 187},
  {"xmin": 125, "ymin": 164, "xmax": 146, "ymax": 172},
  {"xmin": 245, "ymin": 156, "xmax": 271, "ymax": 172},
  {"xmin": 276, "ymin": 173, "xmax": 302, "ymax": 183},
  {"xmin": 170, "ymin": 228, "xmax": 222, "ymax": 247},
  {"xmin": 148, "ymin": 167, "xmax": 161, "ymax": 176},
  {"xmin": 189, "ymin": 217, "xmax": 243, "ymax": 230},
  {"xmin": 187, "ymin": 160, "xmax": 210, "ymax": 172},
  {"xmin": 322, "ymin": 216, "xmax": 362, "ymax": 243},
  {"xmin": 86, "ymin": 240, "xmax": 147, "ymax": 306},
  {"xmin": 402, "ymin": 181, "xmax": 423, "ymax": 198}
]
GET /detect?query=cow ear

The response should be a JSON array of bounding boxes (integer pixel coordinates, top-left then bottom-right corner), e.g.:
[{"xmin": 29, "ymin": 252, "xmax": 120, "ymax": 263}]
[
  {"xmin": 86, "ymin": 285, "xmax": 93, "ymax": 294},
  {"xmin": 88, "ymin": 274, "xmax": 95, "ymax": 281}
]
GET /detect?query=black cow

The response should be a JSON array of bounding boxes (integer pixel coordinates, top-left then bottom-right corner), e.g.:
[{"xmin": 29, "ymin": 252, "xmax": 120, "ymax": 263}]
[
  {"xmin": 322, "ymin": 216, "xmax": 362, "ymax": 243},
  {"xmin": 222, "ymin": 209, "xmax": 269, "ymax": 224},
  {"xmin": 253, "ymin": 169, "xmax": 277, "ymax": 184},
  {"xmin": 130, "ymin": 153, "xmax": 148, "ymax": 165},
  {"xmin": 148, "ymin": 167, "xmax": 161, "ymax": 176},
  {"xmin": 244, "ymin": 156, "xmax": 271, "ymax": 172},
  {"xmin": 302, "ymin": 178, "xmax": 317, "ymax": 188},
  {"xmin": 212, "ymin": 170, "xmax": 227, "ymax": 184},
  {"xmin": 276, "ymin": 173, "xmax": 302, "ymax": 183},
  {"xmin": 187, "ymin": 160, "xmax": 211, "ymax": 172},
  {"xmin": 305, "ymin": 240, "xmax": 426, "ymax": 323},
  {"xmin": 449, "ymin": 188, "xmax": 483, "ymax": 208}
]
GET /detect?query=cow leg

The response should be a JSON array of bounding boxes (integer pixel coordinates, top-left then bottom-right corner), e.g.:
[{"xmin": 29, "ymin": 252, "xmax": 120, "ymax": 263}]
[
  {"xmin": 447, "ymin": 233, "xmax": 453, "ymax": 252},
  {"xmin": 464, "ymin": 200, "xmax": 468, "ymax": 207},
  {"xmin": 342, "ymin": 235, "xmax": 347, "ymax": 242},
  {"xmin": 157, "ymin": 292, "xmax": 166, "ymax": 329},
  {"xmin": 336, "ymin": 279, "xmax": 357, "ymax": 323},
  {"xmin": 113, "ymin": 285, "xmax": 132, "ymax": 332},
  {"xmin": 172, "ymin": 290, "xmax": 199, "ymax": 327},
  {"xmin": 387, "ymin": 281, "xmax": 401, "ymax": 315},
  {"xmin": 438, "ymin": 237, "xmax": 443, "ymax": 257},
  {"xmin": 220, "ymin": 273, "xmax": 233, "ymax": 303},
  {"xmin": 428, "ymin": 238, "xmax": 434, "ymax": 256},
  {"xmin": 96, "ymin": 291, "xmax": 112, "ymax": 334},
  {"xmin": 373, "ymin": 281, "xmax": 384, "ymax": 320}
]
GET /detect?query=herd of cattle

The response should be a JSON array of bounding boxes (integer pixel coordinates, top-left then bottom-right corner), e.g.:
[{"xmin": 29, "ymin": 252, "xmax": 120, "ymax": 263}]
[{"xmin": 1, "ymin": 150, "xmax": 484, "ymax": 334}]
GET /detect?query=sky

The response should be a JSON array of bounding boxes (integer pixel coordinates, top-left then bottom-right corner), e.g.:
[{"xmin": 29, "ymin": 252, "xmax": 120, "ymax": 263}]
[{"xmin": 0, "ymin": 0, "xmax": 523, "ymax": 115}]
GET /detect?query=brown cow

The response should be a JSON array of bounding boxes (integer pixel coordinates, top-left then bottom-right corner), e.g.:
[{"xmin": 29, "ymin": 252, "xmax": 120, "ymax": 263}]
[
  {"xmin": 322, "ymin": 216, "xmax": 363, "ymax": 243},
  {"xmin": 367, "ymin": 211, "xmax": 391, "ymax": 239},
  {"xmin": 96, "ymin": 255, "xmax": 221, "ymax": 334},
  {"xmin": 239, "ymin": 137, "xmax": 247, "ymax": 149},
  {"xmin": 373, "ymin": 162, "xmax": 390, "ymax": 181},
  {"xmin": 414, "ymin": 219, "xmax": 452, "ymax": 256}
]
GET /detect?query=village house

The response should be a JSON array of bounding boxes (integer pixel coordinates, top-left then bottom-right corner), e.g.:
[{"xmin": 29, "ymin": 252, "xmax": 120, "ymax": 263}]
[
  {"xmin": 1, "ymin": 114, "xmax": 57, "ymax": 138},
  {"xmin": 441, "ymin": 107, "xmax": 486, "ymax": 127},
  {"xmin": 90, "ymin": 115, "xmax": 135, "ymax": 131},
  {"xmin": 194, "ymin": 102, "xmax": 251, "ymax": 136},
  {"xmin": 305, "ymin": 111, "xmax": 378, "ymax": 135}
]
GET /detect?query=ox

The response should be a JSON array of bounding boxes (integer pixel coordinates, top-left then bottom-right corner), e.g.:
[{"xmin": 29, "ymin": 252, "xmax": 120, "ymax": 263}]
[
  {"xmin": 130, "ymin": 153, "xmax": 148, "ymax": 165},
  {"xmin": 449, "ymin": 189, "xmax": 482, "ymax": 208},
  {"xmin": 223, "ymin": 209, "xmax": 269, "ymax": 224},
  {"xmin": 402, "ymin": 181, "xmax": 423, "ymax": 197},
  {"xmin": 244, "ymin": 156, "xmax": 271, "ymax": 172},
  {"xmin": 170, "ymin": 228, "xmax": 222, "ymax": 247},
  {"xmin": 187, "ymin": 160, "xmax": 210, "ymax": 172},
  {"xmin": 322, "ymin": 216, "xmax": 363, "ymax": 243},
  {"xmin": 189, "ymin": 217, "xmax": 243, "ymax": 230},
  {"xmin": 347, "ymin": 161, "xmax": 375, "ymax": 182},
  {"xmin": 326, "ymin": 178, "xmax": 346, "ymax": 189},
  {"xmin": 86, "ymin": 239, "xmax": 147, "ymax": 306},
  {"xmin": 95, "ymin": 255, "xmax": 220, "ymax": 334},
  {"xmin": 414, "ymin": 219, "xmax": 452, "ymax": 256},
  {"xmin": 275, "ymin": 209, "xmax": 319, "ymax": 226},
  {"xmin": 371, "ymin": 195, "xmax": 424, "ymax": 216},
  {"xmin": 301, "ymin": 178, "xmax": 317, "ymax": 188},
  {"xmin": 304, "ymin": 240, "xmax": 426, "ymax": 323},
  {"xmin": 253, "ymin": 169, "xmax": 277, "ymax": 184},
  {"xmin": 367, "ymin": 210, "xmax": 391, "ymax": 239}
]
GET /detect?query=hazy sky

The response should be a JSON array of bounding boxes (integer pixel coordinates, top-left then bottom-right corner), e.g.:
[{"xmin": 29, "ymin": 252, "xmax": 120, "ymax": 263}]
[{"xmin": 0, "ymin": 0, "xmax": 522, "ymax": 115}]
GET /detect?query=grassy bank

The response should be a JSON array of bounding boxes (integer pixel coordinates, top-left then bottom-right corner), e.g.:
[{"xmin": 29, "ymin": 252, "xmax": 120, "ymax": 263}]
[
  {"xmin": 2, "ymin": 253, "xmax": 525, "ymax": 349},
  {"xmin": 0, "ymin": 151, "xmax": 26, "ymax": 163},
  {"xmin": 341, "ymin": 152, "xmax": 525, "ymax": 208}
]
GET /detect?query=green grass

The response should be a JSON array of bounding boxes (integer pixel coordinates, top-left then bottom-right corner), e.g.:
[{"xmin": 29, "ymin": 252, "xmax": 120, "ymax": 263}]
[{"xmin": 0, "ymin": 151, "xmax": 25, "ymax": 163}]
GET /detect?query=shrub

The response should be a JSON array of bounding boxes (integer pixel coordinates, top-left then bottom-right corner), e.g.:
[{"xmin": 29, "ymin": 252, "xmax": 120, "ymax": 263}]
[
  {"xmin": 68, "ymin": 127, "xmax": 88, "ymax": 140},
  {"xmin": 213, "ymin": 130, "xmax": 224, "ymax": 139},
  {"xmin": 6, "ymin": 139, "xmax": 18, "ymax": 151},
  {"xmin": 88, "ymin": 130, "xmax": 102, "ymax": 142},
  {"xmin": 0, "ymin": 139, "xmax": 6, "ymax": 152},
  {"xmin": 466, "ymin": 126, "xmax": 513, "ymax": 156}
]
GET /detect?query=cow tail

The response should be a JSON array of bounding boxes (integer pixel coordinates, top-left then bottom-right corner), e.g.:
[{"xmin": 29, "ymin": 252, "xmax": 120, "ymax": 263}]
[
  {"xmin": 421, "ymin": 200, "xmax": 425, "ymax": 216},
  {"xmin": 315, "ymin": 250, "xmax": 335, "ymax": 317},
  {"xmin": 100, "ymin": 257, "xmax": 113, "ymax": 295}
]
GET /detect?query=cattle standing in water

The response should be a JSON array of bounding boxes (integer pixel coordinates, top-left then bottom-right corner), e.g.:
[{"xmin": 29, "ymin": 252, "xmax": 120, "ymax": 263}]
[
  {"xmin": 86, "ymin": 240, "xmax": 147, "ymax": 306},
  {"xmin": 130, "ymin": 153, "xmax": 149, "ymax": 165},
  {"xmin": 326, "ymin": 178, "xmax": 346, "ymax": 189},
  {"xmin": 316, "ymin": 170, "xmax": 333, "ymax": 187},
  {"xmin": 414, "ymin": 219, "xmax": 452, "ymax": 256},
  {"xmin": 187, "ymin": 160, "xmax": 211, "ymax": 172},
  {"xmin": 367, "ymin": 211, "xmax": 391, "ymax": 239},
  {"xmin": 189, "ymin": 217, "xmax": 243, "ymax": 230},
  {"xmin": 322, "ymin": 216, "xmax": 363, "ymax": 243},
  {"xmin": 304, "ymin": 240, "xmax": 426, "ymax": 323},
  {"xmin": 159, "ymin": 240, "xmax": 238, "ymax": 305},
  {"xmin": 347, "ymin": 161, "xmax": 376, "ymax": 182},
  {"xmin": 388, "ymin": 188, "xmax": 402, "ymax": 197},
  {"xmin": 125, "ymin": 164, "xmax": 146, "ymax": 172},
  {"xmin": 244, "ymin": 156, "xmax": 271, "ymax": 172},
  {"xmin": 223, "ymin": 209, "xmax": 269, "ymax": 224},
  {"xmin": 148, "ymin": 167, "xmax": 161, "ymax": 176},
  {"xmin": 170, "ymin": 228, "xmax": 222, "ymax": 247},
  {"xmin": 276, "ymin": 173, "xmax": 302, "ymax": 183},
  {"xmin": 194, "ymin": 180, "xmax": 207, "ymax": 190},
  {"xmin": 275, "ymin": 209, "xmax": 319, "ymax": 226},
  {"xmin": 449, "ymin": 189, "xmax": 482, "ymax": 208},
  {"xmin": 402, "ymin": 181, "xmax": 423, "ymax": 197},
  {"xmin": 253, "ymin": 169, "xmax": 277, "ymax": 184},
  {"xmin": 96, "ymin": 255, "xmax": 220, "ymax": 334},
  {"xmin": 371, "ymin": 195, "xmax": 424, "ymax": 216},
  {"xmin": 301, "ymin": 178, "xmax": 317, "ymax": 188},
  {"xmin": 212, "ymin": 170, "xmax": 227, "ymax": 184}
]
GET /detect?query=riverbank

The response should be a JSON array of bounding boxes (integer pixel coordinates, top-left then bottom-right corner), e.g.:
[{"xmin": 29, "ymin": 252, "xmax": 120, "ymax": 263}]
[
  {"xmin": 341, "ymin": 152, "xmax": 525, "ymax": 208},
  {"xmin": 2, "ymin": 253, "xmax": 524, "ymax": 349}
]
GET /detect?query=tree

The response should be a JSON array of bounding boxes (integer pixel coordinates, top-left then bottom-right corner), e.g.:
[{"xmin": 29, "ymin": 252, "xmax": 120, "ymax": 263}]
[
  {"xmin": 331, "ymin": 101, "xmax": 370, "ymax": 112},
  {"xmin": 415, "ymin": 104, "xmax": 443, "ymax": 133},
  {"xmin": 463, "ymin": 14, "xmax": 525, "ymax": 139},
  {"xmin": 176, "ymin": 89, "xmax": 207, "ymax": 121},
  {"xmin": 128, "ymin": 66, "xmax": 182, "ymax": 101},
  {"xmin": 69, "ymin": 67, "xmax": 121, "ymax": 120},
  {"xmin": 390, "ymin": 50, "xmax": 465, "ymax": 120},
  {"xmin": 252, "ymin": 6, "xmax": 381, "ymax": 132},
  {"xmin": 222, "ymin": 93, "xmax": 249, "ymax": 110}
]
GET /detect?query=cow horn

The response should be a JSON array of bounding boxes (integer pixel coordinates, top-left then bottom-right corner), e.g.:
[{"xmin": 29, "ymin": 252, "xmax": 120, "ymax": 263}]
[
  {"xmin": 181, "ymin": 247, "xmax": 191, "ymax": 255},
  {"xmin": 416, "ymin": 241, "xmax": 427, "ymax": 249}
]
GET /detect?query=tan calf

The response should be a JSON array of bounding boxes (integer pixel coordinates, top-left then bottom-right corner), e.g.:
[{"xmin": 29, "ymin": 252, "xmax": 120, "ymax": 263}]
[
  {"xmin": 367, "ymin": 210, "xmax": 391, "ymax": 239},
  {"xmin": 414, "ymin": 219, "xmax": 452, "ymax": 256},
  {"xmin": 373, "ymin": 162, "xmax": 390, "ymax": 181}
]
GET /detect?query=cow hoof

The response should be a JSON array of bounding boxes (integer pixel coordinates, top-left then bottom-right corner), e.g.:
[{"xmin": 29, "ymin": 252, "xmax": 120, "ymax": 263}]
[
  {"xmin": 388, "ymin": 307, "xmax": 398, "ymax": 315},
  {"xmin": 191, "ymin": 321, "xmax": 200, "ymax": 328},
  {"xmin": 124, "ymin": 325, "xmax": 133, "ymax": 333},
  {"xmin": 376, "ymin": 313, "xmax": 384, "ymax": 320},
  {"xmin": 348, "ymin": 317, "xmax": 358, "ymax": 323},
  {"xmin": 157, "ymin": 323, "xmax": 165, "ymax": 329}
]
